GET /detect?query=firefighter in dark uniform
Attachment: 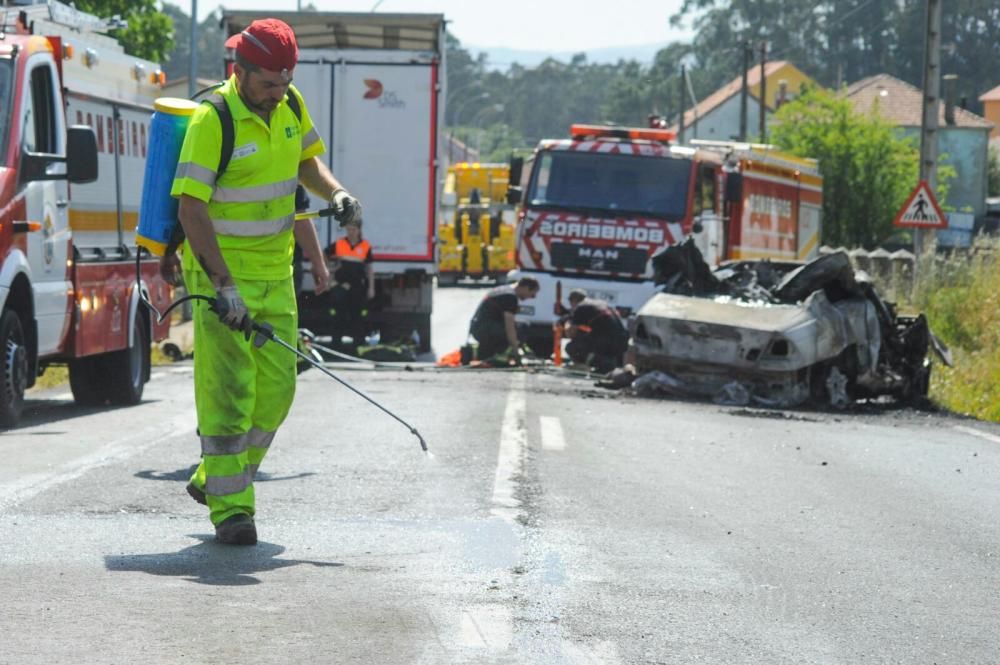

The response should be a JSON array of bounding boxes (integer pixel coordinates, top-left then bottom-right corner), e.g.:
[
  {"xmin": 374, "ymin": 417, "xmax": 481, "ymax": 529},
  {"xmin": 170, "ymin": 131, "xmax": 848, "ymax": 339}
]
[
  {"xmin": 469, "ymin": 277, "xmax": 540, "ymax": 362},
  {"xmin": 328, "ymin": 218, "xmax": 375, "ymax": 348},
  {"xmin": 564, "ymin": 288, "xmax": 629, "ymax": 373}
]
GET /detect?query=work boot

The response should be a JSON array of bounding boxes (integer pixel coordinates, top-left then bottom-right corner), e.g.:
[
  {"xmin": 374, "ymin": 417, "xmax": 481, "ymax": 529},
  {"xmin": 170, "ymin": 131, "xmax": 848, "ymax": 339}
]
[
  {"xmin": 185, "ymin": 482, "xmax": 206, "ymax": 506},
  {"xmin": 215, "ymin": 514, "xmax": 257, "ymax": 546}
]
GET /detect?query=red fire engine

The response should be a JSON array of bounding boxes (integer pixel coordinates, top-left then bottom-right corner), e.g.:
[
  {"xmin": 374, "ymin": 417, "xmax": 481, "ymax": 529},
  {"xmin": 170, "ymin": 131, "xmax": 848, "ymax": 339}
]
[{"xmin": 506, "ymin": 123, "xmax": 823, "ymax": 354}]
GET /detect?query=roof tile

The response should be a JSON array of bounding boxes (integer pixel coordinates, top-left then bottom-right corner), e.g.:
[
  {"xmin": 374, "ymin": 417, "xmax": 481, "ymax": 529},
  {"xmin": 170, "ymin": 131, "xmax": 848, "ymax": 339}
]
[
  {"xmin": 669, "ymin": 61, "xmax": 789, "ymax": 132},
  {"xmin": 845, "ymin": 74, "xmax": 993, "ymax": 129},
  {"xmin": 980, "ymin": 83, "xmax": 1000, "ymax": 103}
]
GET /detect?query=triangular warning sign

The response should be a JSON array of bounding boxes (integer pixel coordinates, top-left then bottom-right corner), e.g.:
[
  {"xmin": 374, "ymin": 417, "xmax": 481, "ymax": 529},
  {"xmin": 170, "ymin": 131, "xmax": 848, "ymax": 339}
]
[{"xmin": 894, "ymin": 180, "xmax": 947, "ymax": 229}]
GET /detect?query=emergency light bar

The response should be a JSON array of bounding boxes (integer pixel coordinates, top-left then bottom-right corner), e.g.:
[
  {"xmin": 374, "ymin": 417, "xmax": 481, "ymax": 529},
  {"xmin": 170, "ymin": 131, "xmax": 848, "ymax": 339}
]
[{"xmin": 569, "ymin": 124, "xmax": 676, "ymax": 144}]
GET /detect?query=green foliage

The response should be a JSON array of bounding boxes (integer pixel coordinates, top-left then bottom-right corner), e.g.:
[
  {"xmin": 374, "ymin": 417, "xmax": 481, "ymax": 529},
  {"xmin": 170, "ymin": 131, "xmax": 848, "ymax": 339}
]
[
  {"xmin": 161, "ymin": 3, "xmax": 226, "ymax": 83},
  {"xmin": 447, "ymin": 123, "xmax": 527, "ymax": 164},
  {"xmin": 443, "ymin": 1, "xmax": 999, "ymax": 156},
  {"xmin": 989, "ymin": 145, "xmax": 1000, "ymax": 197},
  {"xmin": 73, "ymin": 0, "xmax": 173, "ymax": 63},
  {"xmin": 912, "ymin": 243, "xmax": 1000, "ymax": 420},
  {"xmin": 769, "ymin": 88, "xmax": 922, "ymax": 247},
  {"xmin": 670, "ymin": 0, "xmax": 1000, "ymax": 116},
  {"xmin": 445, "ymin": 34, "xmax": 687, "ymax": 146}
]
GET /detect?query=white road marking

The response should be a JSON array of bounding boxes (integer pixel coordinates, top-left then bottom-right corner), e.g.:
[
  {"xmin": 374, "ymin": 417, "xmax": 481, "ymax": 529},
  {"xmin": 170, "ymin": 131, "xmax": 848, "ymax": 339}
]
[
  {"xmin": 458, "ymin": 606, "xmax": 513, "ymax": 649},
  {"xmin": 52, "ymin": 392, "xmax": 73, "ymax": 401},
  {"xmin": 953, "ymin": 424, "xmax": 1000, "ymax": 445},
  {"xmin": 540, "ymin": 415, "xmax": 566, "ymax": 451},
  {"xmin": 561, "ymin": 639, "xmax": 625, "ymax": 664},
  {"xmin": 492, "ymin": 373, "xmax": 526, "ymax": 524}
]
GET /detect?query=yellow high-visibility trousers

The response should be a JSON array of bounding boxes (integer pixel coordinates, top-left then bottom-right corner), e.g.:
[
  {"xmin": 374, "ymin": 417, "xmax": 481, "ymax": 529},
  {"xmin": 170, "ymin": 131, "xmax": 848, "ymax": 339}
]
[{"xmin": 184, "ymin": 269, "xmax": 297, "ymax": 526}]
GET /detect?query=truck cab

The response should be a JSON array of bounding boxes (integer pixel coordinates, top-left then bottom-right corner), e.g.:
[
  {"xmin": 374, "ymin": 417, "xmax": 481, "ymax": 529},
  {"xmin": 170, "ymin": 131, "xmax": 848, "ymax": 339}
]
[
  {"xmin": 508, "ymin": 123, "xmax": 722, "ymax": 354},
  {"xmin": 0, "ymin": 3, "xmax": 172, "ymax": 426}
]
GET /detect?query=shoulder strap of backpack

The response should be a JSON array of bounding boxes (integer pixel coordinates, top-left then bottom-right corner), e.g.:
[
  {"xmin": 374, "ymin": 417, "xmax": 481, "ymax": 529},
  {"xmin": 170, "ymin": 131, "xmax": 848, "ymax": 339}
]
[
  {"xmin": 202, "ymin": 89, "xmax": 300, "ymax": 180},
  {"xmin": 286, "ymin": 87, "xmax": 302, "ymax": 123},
  {"xmin": 204, "ymin": 95, "xmax": 235, "ymax": 179}
]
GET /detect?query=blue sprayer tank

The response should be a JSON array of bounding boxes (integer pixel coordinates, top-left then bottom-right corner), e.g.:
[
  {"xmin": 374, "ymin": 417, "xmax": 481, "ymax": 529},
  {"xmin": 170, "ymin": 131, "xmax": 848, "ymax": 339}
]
[{"xmin": 136, "ymin": 97, "xmax": 200, "ymax": 256}]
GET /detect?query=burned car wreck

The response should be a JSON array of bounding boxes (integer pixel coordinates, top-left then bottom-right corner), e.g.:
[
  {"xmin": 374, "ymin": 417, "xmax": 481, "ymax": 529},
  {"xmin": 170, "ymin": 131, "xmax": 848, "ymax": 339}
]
[{"xmin": 629, "ymin": 240, "xmax": 949, "ymax": 408}]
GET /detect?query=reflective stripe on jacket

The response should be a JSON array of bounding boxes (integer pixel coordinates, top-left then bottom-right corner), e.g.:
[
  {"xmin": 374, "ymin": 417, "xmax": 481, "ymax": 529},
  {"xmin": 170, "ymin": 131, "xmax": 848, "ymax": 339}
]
[{"xmin": 170, "ymin": 75, "xmax": 326, "ymax": 280}]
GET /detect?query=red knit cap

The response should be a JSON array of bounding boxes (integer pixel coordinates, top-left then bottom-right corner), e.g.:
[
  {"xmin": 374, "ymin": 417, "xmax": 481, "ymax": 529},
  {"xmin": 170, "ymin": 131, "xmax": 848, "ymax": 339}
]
[{"xmin": 225, "ymin": 19, "xmax": 298, "ymax": 76}]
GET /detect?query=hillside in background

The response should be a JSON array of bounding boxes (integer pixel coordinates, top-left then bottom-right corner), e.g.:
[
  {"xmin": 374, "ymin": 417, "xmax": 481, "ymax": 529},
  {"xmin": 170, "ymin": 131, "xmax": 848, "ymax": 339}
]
[{"xmin": 468, "ymin": 43, "xmax": 669, "ymax": 70}]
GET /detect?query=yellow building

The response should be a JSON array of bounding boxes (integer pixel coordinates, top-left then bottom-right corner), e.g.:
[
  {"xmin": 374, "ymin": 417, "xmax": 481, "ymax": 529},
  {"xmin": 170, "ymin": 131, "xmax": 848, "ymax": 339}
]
[
  {"xmin": 669, "ymin": 61, "xmax": 820, "ymax": 142},
  {"xmin": 979, "ymin": 84, "xmax": 1000, "ymax": 139}
]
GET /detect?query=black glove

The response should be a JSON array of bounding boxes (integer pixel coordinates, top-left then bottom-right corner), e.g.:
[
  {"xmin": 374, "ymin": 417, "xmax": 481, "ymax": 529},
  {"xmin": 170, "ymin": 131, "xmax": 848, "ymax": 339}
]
[{"xmin": 214, "ymin": 286, "xmax": 253, "ymax": 340}]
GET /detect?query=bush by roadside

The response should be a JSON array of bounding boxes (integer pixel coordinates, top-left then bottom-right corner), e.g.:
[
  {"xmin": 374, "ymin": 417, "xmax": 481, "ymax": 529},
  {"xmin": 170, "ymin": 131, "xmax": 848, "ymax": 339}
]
[{"xmin": 910, "ymin": 241, "xmax": 1000, "ymax": 421}]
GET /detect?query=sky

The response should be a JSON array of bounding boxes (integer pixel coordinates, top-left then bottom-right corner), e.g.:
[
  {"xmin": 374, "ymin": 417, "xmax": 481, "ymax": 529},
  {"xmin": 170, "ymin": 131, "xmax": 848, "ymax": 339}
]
[{"xmin": 198, "ymin": 0, "xmax": 693, "ymax": 54}]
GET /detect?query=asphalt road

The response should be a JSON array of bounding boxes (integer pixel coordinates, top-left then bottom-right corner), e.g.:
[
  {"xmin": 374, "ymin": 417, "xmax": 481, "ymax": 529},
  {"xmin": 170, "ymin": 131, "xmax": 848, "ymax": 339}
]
[{"xmin": 1, "ymin": 286, "xmax": 998, "ymax": 664}]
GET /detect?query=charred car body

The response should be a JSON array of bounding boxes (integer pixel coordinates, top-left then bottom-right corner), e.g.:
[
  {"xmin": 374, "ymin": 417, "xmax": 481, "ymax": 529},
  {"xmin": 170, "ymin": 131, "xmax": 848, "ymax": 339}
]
[{"xmin": 630, "ymin": 241, "xmax": 947, "ymax": 408}]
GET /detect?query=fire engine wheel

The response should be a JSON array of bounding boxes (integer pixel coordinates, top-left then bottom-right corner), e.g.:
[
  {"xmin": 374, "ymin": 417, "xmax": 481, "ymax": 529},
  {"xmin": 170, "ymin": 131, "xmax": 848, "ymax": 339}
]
[
  {"xmin": 69, "ymin": 356, "xmax": 110, "ymax": 406},
  {"xmin": 0, "ymin": 310, "xmax": 28, "ymax": 428},
  {"xmin": 69, "ymin": 316, "xmax": 150, "ymax": 407},
  {"xmin": 105, "ymin": 316, "xmax": 149, "ymax": 406}
]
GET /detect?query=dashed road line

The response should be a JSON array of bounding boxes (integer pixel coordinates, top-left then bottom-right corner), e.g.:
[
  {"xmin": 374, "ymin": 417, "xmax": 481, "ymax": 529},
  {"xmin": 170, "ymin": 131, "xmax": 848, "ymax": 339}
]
[
  {"xmin": 458, "ymin": 606, "xmax": 513, "ymax": 649},
  {"xmin": 540, "ymin": 415, "xmax": 566, "ymax": 451},
  {"xmin": 492, "ymin": 373, "xmax": 526, "ymax": 523}
]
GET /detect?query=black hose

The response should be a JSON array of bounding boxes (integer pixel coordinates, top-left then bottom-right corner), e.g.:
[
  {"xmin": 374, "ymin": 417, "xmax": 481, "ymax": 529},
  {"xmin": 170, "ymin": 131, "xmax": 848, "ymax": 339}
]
[
  {"xmin": 134, "ymin": 248, "xmax": 213, "ymax": 323},
  {"xmin": 132, "ymin": 250, "xmax": 428, "ymax": 452}
]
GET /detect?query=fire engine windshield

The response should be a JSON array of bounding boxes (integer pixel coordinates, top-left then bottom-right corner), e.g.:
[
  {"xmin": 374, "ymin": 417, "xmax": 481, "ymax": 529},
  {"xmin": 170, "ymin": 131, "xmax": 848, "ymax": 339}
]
[
  {"xmin": 0, "ymin": 59, "xmax": 11, "ymax": 164},
  {"xmin": 527, "ymin": 150, "xmax": 691, "ymax": 219}
]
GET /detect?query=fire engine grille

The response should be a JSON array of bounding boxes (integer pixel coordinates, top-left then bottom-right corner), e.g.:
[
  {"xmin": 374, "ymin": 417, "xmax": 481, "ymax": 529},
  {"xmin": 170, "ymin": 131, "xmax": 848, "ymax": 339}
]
[{"xmin": 549, "ymin": 243, "xmax": 649, "ymax": 274}]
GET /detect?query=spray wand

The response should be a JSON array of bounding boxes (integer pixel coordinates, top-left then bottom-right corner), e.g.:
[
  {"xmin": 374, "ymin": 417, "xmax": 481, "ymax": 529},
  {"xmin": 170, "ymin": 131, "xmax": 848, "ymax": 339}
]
[{"xmin": 136, "ymin": 207, "xmax": 429, "ymax": 453}]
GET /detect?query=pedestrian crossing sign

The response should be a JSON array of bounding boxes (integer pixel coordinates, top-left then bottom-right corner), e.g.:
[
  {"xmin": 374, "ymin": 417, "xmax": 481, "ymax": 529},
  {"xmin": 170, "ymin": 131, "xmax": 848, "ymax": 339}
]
[{"xmin": 894, "ymin": 180, "xmax": 947, "ymax": 229}]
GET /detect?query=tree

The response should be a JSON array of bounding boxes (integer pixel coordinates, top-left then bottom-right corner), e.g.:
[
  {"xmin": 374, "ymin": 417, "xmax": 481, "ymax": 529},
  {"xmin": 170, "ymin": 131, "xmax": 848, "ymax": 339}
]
[
  {"xmin": 161, "ymin": 3, "xmax": 226, "ymax": 83},
  {"xmin": 988, "ymin": 145, "xmax": 1000, "ymax": 198},
  {"xmin": 73, "ymin": 0, "xmax": 173, "ymax": 63},
  {"xmin": 769, "ymin": 87, "xmax": 920, "ymax": 248},
  {"xmin": 668, "ymin": 0, "xmax": 1000, "ymax": 115}
]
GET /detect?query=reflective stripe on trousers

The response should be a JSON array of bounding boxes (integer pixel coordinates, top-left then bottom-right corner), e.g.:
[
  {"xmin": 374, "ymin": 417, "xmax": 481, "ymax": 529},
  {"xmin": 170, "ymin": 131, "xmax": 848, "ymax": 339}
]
[{"xmin": 185, "ymin": 269, "xmax": 297, "ymax": 526}]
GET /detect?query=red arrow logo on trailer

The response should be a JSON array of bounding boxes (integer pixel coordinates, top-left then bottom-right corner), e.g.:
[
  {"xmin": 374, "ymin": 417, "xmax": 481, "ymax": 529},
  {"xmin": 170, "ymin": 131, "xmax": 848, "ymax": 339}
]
[{"xmin": 363, "ymin": 79, "xmax": 383, "ymax": 99}]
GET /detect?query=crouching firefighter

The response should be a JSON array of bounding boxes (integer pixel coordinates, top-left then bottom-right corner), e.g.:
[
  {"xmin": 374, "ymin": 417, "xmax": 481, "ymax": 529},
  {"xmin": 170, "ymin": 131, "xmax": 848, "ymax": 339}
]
[
  {"xmin": 563, "ymin": 289, "xmax": 629, "ymax": 374},
  {"xmin": 468, "ymin": 277, "xmax": 539, "ymax": 364},
  {"xmin": 163, "ymin": 18, "xmax": 362, "ymax": 545}
]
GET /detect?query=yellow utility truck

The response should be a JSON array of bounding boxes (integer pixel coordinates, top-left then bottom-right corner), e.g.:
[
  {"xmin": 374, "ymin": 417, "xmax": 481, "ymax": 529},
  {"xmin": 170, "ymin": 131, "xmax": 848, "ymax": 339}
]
[{"xmin": 438, "ymin": 162, "xmax": 516, "ymax": 284}]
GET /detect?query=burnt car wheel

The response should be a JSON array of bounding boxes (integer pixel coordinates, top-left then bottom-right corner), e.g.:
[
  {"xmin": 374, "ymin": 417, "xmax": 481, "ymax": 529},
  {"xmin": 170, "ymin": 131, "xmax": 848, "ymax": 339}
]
[{"xmin": 810, "ymin": 350, "xmax": 857, "ymax": 410}]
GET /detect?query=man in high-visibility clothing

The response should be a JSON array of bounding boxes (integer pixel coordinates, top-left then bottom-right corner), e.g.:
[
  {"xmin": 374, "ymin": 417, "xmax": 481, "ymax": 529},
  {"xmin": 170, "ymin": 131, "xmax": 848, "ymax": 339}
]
[{"xmin": 169, "ymin": 18, "xmax": 362, "ymax": 545}]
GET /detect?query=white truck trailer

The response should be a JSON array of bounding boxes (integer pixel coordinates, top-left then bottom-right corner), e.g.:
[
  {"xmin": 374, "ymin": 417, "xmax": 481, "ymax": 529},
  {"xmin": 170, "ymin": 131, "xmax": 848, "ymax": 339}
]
[{"xmin": 222, "ymin": 11, "xmax": 445, "ymax": 352}]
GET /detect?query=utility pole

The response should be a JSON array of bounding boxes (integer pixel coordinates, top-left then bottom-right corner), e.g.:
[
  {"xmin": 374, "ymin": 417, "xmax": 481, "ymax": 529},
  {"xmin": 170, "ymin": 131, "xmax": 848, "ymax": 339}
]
[
  {"xmin": 678, "ymin": 65, "xmax": 686, "ymax": 145},
  {"xmin": 685, "ymin": 67, "xmax": 700, "ymax": 140},
  {"xmin": 188, "ymin": 0, "xmax": 198, "ymax": 98},
  {"xmin": 739, "ymin": 41, "xmax": 750, "ymax": 141},
  {"xmin": 917, "ymin": 0, "xmax": 942, "ymax": 256},
  {"xmin": 758, "ymin": 41, "xmax": 767, "ymax": 142}
]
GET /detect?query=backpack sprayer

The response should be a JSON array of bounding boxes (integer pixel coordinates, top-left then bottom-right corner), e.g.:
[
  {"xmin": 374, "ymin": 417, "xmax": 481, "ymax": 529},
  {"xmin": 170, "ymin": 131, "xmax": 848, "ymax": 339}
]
[{"xmin": 132, "ymin": 96, "xmax": 428, "ymax": 453}]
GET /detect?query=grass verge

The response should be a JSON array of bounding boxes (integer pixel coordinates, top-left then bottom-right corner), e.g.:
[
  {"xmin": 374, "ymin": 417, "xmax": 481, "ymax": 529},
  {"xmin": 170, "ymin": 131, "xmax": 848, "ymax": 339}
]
[{"xmin": 909, "ymin": 241, "xmax": 1000, "ymax": 421}]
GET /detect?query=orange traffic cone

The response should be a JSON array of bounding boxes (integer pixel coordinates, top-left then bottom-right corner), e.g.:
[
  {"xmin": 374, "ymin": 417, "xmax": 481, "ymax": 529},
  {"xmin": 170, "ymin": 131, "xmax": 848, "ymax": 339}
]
[{"xmin": 553, "ymin": 323, "xmax": 563, "ymax": 366}]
